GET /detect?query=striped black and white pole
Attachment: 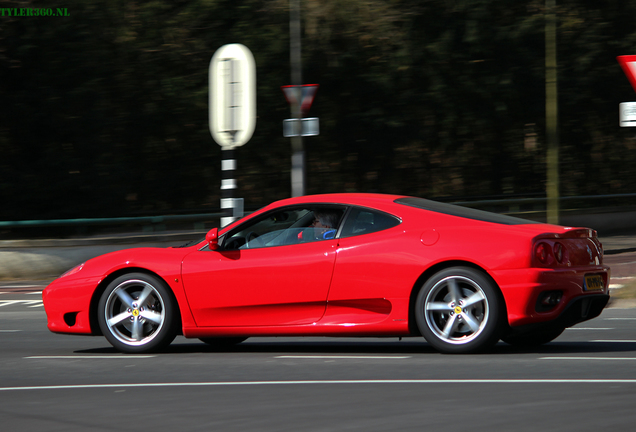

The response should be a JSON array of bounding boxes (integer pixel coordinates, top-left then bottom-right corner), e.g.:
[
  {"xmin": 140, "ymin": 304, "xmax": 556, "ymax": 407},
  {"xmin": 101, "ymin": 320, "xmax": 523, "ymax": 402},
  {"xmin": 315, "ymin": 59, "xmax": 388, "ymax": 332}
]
[{"xmin": 220, "ymin": 147, "xmax": 237, "ymax": 227}]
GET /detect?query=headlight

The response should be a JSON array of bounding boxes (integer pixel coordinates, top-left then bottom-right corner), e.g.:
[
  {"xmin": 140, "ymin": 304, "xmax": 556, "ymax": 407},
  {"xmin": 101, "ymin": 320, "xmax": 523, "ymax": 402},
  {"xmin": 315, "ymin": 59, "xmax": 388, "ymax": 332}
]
[{"xmin": 60, "ymin": 263, "xmax": 85, "ymax": 278}]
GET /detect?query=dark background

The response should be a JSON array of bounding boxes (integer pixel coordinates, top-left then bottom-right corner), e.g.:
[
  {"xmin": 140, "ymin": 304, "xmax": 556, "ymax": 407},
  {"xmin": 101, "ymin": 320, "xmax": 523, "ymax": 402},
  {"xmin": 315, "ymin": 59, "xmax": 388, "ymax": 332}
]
[{"xmin": 1, "ymin": 0, "xmax": 635, "ymax": 224}]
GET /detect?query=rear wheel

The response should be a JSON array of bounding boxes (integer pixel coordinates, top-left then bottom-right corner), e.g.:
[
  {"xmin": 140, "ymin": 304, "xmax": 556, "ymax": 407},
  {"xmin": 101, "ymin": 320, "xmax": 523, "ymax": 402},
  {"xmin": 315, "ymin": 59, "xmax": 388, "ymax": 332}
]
[
  {"xmin": 415, "ymin": 267, "xmax": 503, "ymax": 354},
  {"xmin": 97, "ymin": 273, "xmax": 177, "ymax": 353}
]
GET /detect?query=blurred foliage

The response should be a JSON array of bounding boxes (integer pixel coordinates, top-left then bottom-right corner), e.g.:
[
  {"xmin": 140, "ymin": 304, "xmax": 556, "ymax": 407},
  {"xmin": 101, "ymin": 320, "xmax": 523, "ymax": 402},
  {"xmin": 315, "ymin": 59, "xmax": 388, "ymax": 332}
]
[{"xmin": 1, "ymin": 0, "xmax": 636, "ymax": 221}]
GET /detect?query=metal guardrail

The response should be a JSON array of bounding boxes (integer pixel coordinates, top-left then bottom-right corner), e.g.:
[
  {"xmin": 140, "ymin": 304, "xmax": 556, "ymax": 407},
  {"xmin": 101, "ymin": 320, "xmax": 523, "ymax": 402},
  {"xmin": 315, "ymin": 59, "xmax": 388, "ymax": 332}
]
[
  {"xmin": 452, "ymin": 193, "xmax": 636, "ymax": 208},
  {"xmin": 1, "ymin": 193, "xmax": 636, "ymax": 232},
  {"xmin": 0, "ymin": 213, "xmax": 224, "ymax": 227},
  {"xmin": 0, "ymin": 212, "xmax": 224, "ymax": 231}
]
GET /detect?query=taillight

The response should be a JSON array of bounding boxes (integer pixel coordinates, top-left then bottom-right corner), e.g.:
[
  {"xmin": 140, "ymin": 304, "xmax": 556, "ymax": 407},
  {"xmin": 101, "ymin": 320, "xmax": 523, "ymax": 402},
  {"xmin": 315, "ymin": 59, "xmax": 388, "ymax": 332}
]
[
  {"xmin": 535, "ymin": 242, "xmax": 550, "ymax": 265},
  {"xmin": 553, "ymin": 242, "xmax": 564, "ymax": 263},
  {"xmin": 535, "ymin": 241, "xmax": 568, "ymax": 267}
]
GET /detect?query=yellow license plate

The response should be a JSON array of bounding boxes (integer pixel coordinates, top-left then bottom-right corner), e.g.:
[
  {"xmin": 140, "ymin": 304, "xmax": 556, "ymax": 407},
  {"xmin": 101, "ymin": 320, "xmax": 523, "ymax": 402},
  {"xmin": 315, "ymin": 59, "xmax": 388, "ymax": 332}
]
[{"xmin": 584, "ymin": 275, "xmax": 604, "ymax": 291}]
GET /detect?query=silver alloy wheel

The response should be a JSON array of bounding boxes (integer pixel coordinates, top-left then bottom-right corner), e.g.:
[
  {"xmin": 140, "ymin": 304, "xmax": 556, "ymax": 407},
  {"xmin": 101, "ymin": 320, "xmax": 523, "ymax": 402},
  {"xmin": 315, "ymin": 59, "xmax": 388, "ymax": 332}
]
[
  {"xmin": 102, "ymin": 279, "xmax": 166, "ymax": 347},
  {"xmin": 423, "ymin": 275, "xmax": 489, "ymax": 345}
]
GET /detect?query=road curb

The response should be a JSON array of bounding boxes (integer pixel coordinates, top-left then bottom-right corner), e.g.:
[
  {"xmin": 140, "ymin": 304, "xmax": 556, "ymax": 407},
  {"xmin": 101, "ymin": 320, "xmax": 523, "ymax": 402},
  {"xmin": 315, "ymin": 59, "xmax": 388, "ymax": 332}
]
[{"xmin": 0, "ymin": 231, "xmax": 204, "ymax": 280}]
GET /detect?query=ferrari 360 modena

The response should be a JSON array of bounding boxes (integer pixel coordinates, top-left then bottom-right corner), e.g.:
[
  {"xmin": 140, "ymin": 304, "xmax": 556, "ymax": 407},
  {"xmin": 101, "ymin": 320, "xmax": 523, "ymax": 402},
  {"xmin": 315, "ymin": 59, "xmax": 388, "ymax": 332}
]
[{"xmin": 43, "ymin": 193, "xmax": 610, "ymax": 354}]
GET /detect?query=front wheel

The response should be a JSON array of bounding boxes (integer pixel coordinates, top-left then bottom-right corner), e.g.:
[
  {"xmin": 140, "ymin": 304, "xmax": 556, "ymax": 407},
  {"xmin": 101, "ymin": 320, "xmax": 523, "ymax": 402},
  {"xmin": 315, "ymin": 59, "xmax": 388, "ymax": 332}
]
[
  {"xmin": 415, "ymin": 267, "xmax": 503, "ymax": 354},
  {"xmin": 97, "ymin": 273, "xmax": 177, "ymax": 353}
]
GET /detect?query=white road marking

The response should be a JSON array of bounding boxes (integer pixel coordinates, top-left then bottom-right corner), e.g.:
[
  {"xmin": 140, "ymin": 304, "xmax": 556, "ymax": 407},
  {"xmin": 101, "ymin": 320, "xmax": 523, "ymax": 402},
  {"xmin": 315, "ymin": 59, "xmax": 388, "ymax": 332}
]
[
  {"xmin": 3, "ymin": 379, "xmax": 636, "ymax": 392},
  {"xmin": 592, "ymin": 340, "xmax": 636, "ymax": 343},
  {"xmin": 0, "ymin": 300, "xmax": 44, "ymax": 308},
  {"xmin": 0, "ymin": 330, "xmax": 21, "ymax": 333},
  {"xmin": 275, "ymin": 355, "xmax": 411, "ymax": 359},
  {"xmin": 566, "ymin": 327, "xmax": 613, "ymax": 330},
  {"xmin": 541, "ymin": 357, "xmax": 636, "ymax": 360},
  {"xmin": 604, "ymin": 318, "xmax": 636, "ymax": 320},
  {"xmin": 25, "ymin": 356, "xmax": 156, "ymax": 359},
  {"xmin": 0, "ymin": 301, "xmax": 22, "ymax": 307}
]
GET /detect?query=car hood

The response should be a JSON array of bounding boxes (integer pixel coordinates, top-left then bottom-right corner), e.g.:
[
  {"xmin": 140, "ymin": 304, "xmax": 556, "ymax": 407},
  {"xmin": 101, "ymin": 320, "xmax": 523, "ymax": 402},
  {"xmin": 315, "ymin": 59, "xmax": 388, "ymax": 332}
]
[{"xmin": 57, "ymin": 245, "xmax": 198, "ymax": 282}]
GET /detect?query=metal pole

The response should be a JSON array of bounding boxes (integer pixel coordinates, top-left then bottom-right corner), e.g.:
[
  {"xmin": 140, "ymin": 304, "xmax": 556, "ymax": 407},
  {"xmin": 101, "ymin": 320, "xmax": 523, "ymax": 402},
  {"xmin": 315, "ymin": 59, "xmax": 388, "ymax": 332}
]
[
  {"xmin": 290, "ymin": 0, "xmax": 305, "ymax": 197},
  {"xmin": 545, "ymin": 0, "xmax": 559, "ymax": 224},
  {"xmin": 220, "ymin": 148, "xmax": 237, "ymax": 227},
  {"xmin": 221, "ymin": 58, "xmax": 238, "ymax": 227}
]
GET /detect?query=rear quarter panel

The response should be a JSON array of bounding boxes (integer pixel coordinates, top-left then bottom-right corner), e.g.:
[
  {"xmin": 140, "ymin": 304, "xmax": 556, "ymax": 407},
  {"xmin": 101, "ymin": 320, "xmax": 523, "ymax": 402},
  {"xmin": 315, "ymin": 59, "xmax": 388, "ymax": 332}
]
[{"xmin": 326, "ymin": 204, "xmax": 540, "ymax": 330}]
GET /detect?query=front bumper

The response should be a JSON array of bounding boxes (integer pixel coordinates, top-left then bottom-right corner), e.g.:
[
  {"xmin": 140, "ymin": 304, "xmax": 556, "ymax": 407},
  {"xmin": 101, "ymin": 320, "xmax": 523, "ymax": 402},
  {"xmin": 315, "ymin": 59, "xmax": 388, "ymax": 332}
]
[{"xmin": 43, "ymin": 275, "xmax": 102, "ymax": 335}]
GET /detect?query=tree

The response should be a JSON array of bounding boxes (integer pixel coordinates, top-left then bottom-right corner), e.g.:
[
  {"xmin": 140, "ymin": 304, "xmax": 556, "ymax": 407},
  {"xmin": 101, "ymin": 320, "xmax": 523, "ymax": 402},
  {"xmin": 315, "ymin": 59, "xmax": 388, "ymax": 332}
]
[{"xmin": 1, "ymin": 0, "xmax": 635, "ymax": 225}]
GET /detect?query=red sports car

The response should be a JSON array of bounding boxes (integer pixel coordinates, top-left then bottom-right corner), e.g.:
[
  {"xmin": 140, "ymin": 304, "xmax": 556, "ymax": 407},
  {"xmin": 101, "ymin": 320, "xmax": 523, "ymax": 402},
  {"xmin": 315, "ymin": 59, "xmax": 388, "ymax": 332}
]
[{"xmin": 43, "ymin": 193, "xmax": 610, "ymax": 354}]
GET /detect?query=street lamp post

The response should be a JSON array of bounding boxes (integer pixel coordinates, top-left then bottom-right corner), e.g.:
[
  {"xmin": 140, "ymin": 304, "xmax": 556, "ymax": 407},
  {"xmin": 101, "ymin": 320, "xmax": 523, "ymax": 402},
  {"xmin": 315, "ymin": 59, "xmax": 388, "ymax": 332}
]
[
  {"xmin": 290, "ymin": 0, "xmax": 304, "ymax": 197},
  {"xmin": 545, "ymin": 0, "xmax": 559, "ymax": 224}
]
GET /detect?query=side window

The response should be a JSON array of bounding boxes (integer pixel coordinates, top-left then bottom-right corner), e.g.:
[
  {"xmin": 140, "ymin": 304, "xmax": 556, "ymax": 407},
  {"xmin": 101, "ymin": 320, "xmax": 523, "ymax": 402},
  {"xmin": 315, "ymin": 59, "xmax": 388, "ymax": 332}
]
[
  {"xmin": 340, "ymin": 207, "xmax": 400, "ymax": 238},
  {"xmin": 222, "ymin": 206, "xmax": 345, "ymax": 250}
]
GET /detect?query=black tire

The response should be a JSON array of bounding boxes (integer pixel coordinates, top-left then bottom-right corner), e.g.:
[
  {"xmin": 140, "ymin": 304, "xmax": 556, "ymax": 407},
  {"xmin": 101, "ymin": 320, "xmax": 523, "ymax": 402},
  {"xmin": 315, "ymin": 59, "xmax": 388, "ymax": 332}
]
[
  {"xmin": 97, "ymin": 273, "xmax": 177, "ymax": 353},
  {"xmin": 501, "ymin": 327, "xmax": 565, "ymax": 347},
  {"xmin": 415, "ymin": 267, "xmax": 503, "ymax": 354},
  {"xmin": 199, "ymin": 337, "xmax": 248, "ymax": 348}
]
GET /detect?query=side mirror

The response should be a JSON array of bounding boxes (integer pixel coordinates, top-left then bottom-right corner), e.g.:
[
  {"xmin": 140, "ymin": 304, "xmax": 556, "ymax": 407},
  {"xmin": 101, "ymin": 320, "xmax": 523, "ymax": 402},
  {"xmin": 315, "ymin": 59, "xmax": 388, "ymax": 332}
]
[{"xmin": 206, "ymin": 228, "xmax": 219, "ymax": 251}]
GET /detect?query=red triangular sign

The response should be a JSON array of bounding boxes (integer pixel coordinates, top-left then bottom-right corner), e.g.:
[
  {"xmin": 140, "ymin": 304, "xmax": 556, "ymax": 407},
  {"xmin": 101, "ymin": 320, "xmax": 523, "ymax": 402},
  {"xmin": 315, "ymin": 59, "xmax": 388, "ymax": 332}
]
[
  {"xmin": 282, "ymin": 84, "xmax": 319, "ymax": 115},
  {"xmin": 618, "ymin": 56, "xmax": 636, "ymax": 93}
]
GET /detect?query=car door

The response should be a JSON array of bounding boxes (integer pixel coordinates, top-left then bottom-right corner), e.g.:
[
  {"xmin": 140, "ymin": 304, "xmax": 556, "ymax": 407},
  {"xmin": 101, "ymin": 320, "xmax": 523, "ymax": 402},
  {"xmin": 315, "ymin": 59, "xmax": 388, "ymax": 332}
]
[
  {"xmin": 322, "ymin": 207, "xmax": 406, "ymax": 323},
  {"xmin": 181, "ymin": 205, "xmax": 345, "ymax": 327}
]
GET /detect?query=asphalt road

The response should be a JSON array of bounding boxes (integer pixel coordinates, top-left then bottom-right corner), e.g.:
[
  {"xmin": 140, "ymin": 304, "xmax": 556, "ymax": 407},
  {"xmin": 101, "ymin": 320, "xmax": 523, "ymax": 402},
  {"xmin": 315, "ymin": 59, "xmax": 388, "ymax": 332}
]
[{"xmin": 2, "ymin": 282, "xmax": 636, "ymax": 431}]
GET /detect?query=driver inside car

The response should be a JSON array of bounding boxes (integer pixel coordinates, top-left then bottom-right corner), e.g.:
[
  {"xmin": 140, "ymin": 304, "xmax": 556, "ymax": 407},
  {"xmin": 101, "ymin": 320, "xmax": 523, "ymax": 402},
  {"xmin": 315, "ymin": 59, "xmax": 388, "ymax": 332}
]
[{"xmin": 305, "ymin": 210, "xmax": 339, "ymax": 240}]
